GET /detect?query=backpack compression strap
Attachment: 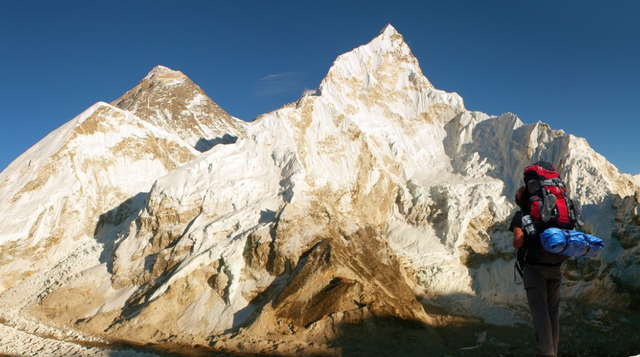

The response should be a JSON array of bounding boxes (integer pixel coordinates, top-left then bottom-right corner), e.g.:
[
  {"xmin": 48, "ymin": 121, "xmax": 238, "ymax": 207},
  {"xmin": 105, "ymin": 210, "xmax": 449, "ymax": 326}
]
[{"xmin": 526, "ymin": 177, "xmax": 565, "ymax": 194}]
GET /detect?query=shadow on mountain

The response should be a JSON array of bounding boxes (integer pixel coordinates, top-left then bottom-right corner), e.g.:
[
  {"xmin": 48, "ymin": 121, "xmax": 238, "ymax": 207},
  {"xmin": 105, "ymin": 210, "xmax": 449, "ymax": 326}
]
[
  {"xmin": 225, "ymin": 291, "xmax": 538, "ymax": 356},
  {"xmin": 325, "ymin": 315, "xmax": 450, "ymax": 357},
  {"xmin": 94, "ymin": 191, "xmax": 150, "ymax": 273},
  {"xmin": 259, "ymin": 209, "xmax": 277, "ymax": 224},
  {"xmin": 195, "ymin": 134, "xmax": 238, "ymax": 152},
  {"xmin": 383, "ymin": 292, "xmax": 639, "ymax": 357},
  {"xmin": 221, "ymin": 230, "xmax": 455, "ymax": 356},
  {"xmin": 456, "ymin": 195, "xmax": 640, "ymax": 357},
  {"xmin": 96, "ymin": 299, "xmax": 640, "ymax": 357}
]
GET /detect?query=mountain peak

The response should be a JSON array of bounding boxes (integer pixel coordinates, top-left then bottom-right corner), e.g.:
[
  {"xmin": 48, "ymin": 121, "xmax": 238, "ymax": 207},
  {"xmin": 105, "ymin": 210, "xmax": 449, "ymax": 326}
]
[
  {"xmin": 373, "ymin": 23, "xmax": 407, "ymax": 52},
  {"xmin": 379, "ymin": 23, "xmax": 399, "ymax": 38},
  {"xmin": 142, "ymin": 65, "xmax": 187, "ymax": 84},
  {"xmin": 112, "ymin": 65, "xmax": 246, "ymax": 149},
  {"xmin": 321, "ymin": 24, "xmax": 429, "ymax": 87},
  {"xmin": 316, "ymin": 24, "xmax": 443, "ymax": 112}
]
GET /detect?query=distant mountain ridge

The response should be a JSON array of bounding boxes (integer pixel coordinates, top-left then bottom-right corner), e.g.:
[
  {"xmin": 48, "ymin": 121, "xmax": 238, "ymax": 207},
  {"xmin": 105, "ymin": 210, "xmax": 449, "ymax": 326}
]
[{"xmin": 0, "ymin": 25, "xmax": 638, "ymax": 357}]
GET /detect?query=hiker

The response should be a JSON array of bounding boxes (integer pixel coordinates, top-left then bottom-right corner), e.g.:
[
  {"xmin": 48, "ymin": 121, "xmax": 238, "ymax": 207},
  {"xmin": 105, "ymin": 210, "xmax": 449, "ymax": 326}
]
[
  {"xmin": 510, "ymin": 185, "xmax": 562, "ymax": 357},
  {"xmin": 510, "ymin": 161, "xmax": 603, "ymax": 356}
]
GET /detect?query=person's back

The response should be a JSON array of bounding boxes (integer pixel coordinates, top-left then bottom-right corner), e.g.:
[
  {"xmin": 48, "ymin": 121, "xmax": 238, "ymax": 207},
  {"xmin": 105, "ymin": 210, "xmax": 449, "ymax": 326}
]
[
  {"xmin": 511, "ymin": 161, "xmax": 573, "ymax": 357},
  {"xmin": 511, "ymin": 187, "xmax": 562, "ymax": 357},
  {"xmin": 512, "ymin": 161, "xmax": 603, "ymax": 356}
]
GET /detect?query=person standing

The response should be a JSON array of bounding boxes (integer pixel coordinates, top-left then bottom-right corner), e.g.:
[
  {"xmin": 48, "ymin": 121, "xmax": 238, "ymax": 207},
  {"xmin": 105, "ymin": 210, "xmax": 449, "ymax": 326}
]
[{"xmin": 510, "ymin": 186, "xmax": 563, "ymax": 357}]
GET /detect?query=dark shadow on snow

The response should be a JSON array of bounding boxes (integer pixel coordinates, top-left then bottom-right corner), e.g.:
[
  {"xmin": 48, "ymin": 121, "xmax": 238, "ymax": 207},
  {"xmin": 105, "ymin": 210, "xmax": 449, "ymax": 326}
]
[
  {"xmin": 94, "ymin": 191, "xmax": 150, "ymax": 274},
  {"xmin": 195, "ymin": 134, "xmax": 238, "ymax": 153},
  {"xmin": 258, "ymin": 209, "xmax": 277, "ymax": 224}
]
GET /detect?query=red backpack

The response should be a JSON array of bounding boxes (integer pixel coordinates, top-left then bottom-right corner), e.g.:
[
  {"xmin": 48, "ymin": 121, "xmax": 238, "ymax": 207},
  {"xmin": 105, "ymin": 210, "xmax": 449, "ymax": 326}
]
[
  {"xmin": 515, "ymin": 162, "xmax": 585, "ymax": 275},
  {"xmin": 523, "ymin": 161, "xmax": 583, "ymax": 231}
]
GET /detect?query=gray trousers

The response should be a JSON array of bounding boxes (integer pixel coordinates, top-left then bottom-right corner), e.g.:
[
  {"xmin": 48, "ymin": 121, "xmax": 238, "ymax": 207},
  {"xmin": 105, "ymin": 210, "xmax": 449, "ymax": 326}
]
[{"xmin": 523, "ymin": 262, "xmax": 562, "ymax": 357}]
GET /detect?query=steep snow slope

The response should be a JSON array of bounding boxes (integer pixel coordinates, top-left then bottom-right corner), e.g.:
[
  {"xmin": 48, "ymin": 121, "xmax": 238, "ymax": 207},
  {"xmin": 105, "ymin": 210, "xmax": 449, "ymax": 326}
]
[{"xmin": 0, "ymin": 102, "xmax": 198, "ymax": 291}]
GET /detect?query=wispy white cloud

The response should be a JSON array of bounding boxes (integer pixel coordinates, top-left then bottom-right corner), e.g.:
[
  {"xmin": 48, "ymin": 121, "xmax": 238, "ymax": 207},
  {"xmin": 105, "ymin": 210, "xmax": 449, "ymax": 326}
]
[
  {"xmin": 252, "ymin": 72, "xmax": 308, "ymax": 97},
  {"xmin": 302, "ymin": 88, "xmax": 317, "ymax": 96},
  {"xmin": 258, "ymin": 72, "xmax": 302, "ymax": 82}
]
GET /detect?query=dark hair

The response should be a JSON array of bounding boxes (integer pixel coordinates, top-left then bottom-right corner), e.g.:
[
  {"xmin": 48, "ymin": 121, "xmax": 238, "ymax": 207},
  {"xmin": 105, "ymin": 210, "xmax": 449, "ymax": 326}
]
[{"xmin": 515, "ymin": 186, "xmax": 529, "ymax": 209}]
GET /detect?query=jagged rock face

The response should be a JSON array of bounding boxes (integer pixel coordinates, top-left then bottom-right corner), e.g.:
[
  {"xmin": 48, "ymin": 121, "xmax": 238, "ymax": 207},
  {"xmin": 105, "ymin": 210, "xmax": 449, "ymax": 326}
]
[
  {"xmin": 1, "ymin": 25, "xmax": 639, "ymax": 356},
  {"xmin": 441, "ymin": 109, "xmax": 640, "ymax": 316},
  {"xmin": 112, "ymin": 65, "xmax": 246, "ymax": 152}
]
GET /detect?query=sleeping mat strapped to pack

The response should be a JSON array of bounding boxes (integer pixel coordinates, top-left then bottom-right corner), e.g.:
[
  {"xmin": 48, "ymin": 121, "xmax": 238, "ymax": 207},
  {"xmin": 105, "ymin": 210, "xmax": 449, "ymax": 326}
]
[{"xmin": 539, "ymin": 227, "xmax": 604, "ymax": 258}]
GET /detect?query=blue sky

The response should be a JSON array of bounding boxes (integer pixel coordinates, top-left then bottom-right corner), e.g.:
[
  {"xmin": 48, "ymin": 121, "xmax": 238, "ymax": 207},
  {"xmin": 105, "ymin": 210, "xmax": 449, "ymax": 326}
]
[{"xmin": 1, "ymin": 1, "xmax": 638, "ymax": 175}]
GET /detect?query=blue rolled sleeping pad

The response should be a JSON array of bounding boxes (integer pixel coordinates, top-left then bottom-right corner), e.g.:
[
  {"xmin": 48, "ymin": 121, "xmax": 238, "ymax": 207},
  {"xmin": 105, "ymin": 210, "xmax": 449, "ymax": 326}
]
[{"xmin": 539, "ymin": 227, "xmax": 604, "ymax": 258}]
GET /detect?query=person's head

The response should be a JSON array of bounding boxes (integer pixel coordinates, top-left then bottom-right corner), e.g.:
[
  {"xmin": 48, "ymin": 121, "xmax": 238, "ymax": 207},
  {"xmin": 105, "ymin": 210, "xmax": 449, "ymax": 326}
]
[{"xmin": 515, "ymin": 186, "xmax": 529, "ymax": 209}]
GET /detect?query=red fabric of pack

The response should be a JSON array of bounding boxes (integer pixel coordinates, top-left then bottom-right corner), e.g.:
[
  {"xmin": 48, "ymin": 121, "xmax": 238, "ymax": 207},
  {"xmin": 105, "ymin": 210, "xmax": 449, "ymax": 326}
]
[{"xmin": 524, "ymin": 163, "xmax": 573, "ymax": 229}]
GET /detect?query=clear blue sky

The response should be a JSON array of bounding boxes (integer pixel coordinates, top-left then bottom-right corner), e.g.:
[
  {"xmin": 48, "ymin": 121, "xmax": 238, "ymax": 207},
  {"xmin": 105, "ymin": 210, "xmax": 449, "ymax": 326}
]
[{"xmin": 1, "ymin": 1, "xmax": 638, "ymax": 175}]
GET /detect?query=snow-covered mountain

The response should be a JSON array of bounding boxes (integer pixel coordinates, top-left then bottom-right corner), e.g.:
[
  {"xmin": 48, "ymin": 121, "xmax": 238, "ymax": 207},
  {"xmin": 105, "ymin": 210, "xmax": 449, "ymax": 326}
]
[
  {"xmin": 0, "ymin": 103, "xmax": 190, "ymax": 287},
  {"xmin": 0, "ymin": 25, "xmax": 638, "ymax": 356},
  {"xmin": 112, "ymin": 65, "xmax": 246, "ymax": 151}
]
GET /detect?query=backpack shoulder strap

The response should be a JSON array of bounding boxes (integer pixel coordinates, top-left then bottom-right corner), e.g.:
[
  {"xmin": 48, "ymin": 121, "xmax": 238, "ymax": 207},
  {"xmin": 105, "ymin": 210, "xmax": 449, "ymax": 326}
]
[{"xmin": 514, "ymin": 249, "xmax": 524, "ymax": 284}]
